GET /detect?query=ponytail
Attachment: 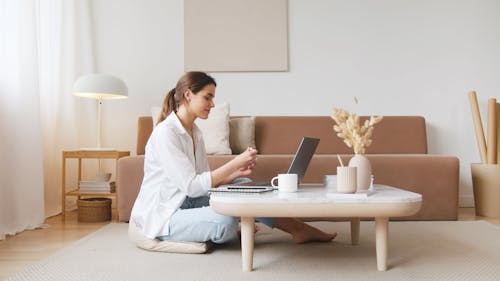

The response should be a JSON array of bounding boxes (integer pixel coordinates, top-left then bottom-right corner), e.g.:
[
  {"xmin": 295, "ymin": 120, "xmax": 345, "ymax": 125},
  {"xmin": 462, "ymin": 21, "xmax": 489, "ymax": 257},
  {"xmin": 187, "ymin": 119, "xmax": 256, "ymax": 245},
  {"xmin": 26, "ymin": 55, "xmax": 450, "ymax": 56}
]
[
  {"xmin": 157, "ymin": 88, "xmax": 176, "ymax": 125},
  {"xmin": 157, "ymin": 72, "xmax": 216, "ymax": 125}
]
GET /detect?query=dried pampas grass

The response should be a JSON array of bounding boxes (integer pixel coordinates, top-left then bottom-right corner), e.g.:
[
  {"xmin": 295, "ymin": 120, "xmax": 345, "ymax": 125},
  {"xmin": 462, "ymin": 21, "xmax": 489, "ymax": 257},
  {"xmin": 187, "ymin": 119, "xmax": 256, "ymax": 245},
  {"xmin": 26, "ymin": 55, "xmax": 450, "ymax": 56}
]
[{"xmin": 331, "ymin": 108, "xmax": 383, "ymax": 154}]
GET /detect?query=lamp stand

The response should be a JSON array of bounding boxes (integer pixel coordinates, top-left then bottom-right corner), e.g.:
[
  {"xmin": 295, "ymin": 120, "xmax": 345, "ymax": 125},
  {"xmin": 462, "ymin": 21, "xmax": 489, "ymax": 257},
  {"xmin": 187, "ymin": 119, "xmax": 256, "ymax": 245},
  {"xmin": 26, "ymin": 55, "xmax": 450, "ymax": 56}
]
[
  {"xmin": 78, "ymin": 99, "xmax": 114, "ymax": 180},
  {"xmin": 80, "ymin": 98, "xmax": 115, "ymax": 151},
  {"xmin": 94, "ymin": 98, "xmax": 115, "ymax": 150},
  {"xmin": 95, "ymin": 98, "xmax": 115, "ymax": 177},
  {"xmin": 97, "ymin": 98, "xmax": 102, "ymax": 148}
]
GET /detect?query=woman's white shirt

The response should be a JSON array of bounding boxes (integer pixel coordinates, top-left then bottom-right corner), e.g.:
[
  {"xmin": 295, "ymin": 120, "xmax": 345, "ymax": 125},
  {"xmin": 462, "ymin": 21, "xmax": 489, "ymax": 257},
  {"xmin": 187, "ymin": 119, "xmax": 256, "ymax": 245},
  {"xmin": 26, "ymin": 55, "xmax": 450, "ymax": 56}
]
[{"xmin": 130, "ymin": 112, "xmax": 212, "ymax": 239}]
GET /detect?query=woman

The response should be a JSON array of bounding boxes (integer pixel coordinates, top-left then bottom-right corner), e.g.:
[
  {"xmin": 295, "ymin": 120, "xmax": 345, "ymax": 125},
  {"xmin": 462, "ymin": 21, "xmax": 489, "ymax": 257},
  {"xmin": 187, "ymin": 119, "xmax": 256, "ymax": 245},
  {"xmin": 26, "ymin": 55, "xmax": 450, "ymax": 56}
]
[{"xmin": 130, "ymin": 71, "xmax": 336, "ymax": 244}]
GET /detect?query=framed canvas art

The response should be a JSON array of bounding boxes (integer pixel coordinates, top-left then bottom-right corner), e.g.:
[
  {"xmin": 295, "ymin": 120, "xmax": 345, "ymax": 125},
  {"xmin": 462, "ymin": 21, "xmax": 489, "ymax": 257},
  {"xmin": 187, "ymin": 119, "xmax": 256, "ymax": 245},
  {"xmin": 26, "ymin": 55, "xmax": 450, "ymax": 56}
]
[{"xmin": 184, "ymin": 0, "xmax": 288, "ymax": 72}]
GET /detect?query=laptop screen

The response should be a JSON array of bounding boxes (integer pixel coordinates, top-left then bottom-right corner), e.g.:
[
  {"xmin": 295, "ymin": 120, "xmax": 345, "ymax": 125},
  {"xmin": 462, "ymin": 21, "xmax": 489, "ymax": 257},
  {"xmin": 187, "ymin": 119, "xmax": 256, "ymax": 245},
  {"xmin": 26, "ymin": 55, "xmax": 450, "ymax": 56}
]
[{"xmin": 287, "ymin": 137, "xmax": 320, "ymax": 183}]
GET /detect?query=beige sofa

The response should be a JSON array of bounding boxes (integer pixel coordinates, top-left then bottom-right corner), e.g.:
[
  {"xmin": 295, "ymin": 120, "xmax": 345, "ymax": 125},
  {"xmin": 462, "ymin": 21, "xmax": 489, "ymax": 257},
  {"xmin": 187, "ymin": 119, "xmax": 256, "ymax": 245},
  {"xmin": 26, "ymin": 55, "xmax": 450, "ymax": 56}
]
[{"xmin": 117, "ymin": 116, "xmax": 459, "ymax": 222}]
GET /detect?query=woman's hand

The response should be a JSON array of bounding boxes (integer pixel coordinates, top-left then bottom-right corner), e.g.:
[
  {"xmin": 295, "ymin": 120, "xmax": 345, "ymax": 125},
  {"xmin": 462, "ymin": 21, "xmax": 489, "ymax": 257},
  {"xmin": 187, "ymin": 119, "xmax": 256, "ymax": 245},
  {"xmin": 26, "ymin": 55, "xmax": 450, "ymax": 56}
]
[
  {"xmin": 232, "ymin": 147, "xmax": 257, "ymax": 171},
  {"xmin": 233, "ymin": 159, "xmax": 257, "ymax": 177},
  {"xmin": 224, "ymin": 147, "xmax": 257, "ymax": 182},
  {"xmin": 211, "ymin": 147, "xmax": 258, "ymax": 187}
]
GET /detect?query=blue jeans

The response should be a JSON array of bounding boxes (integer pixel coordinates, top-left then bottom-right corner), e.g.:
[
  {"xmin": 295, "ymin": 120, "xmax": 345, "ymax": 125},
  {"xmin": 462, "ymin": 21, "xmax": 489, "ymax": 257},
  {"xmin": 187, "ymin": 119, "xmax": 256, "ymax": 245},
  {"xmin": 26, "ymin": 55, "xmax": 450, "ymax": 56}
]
[{"xmin": 157, "ymin": 179, "xmax": 275, "ymax": 244}]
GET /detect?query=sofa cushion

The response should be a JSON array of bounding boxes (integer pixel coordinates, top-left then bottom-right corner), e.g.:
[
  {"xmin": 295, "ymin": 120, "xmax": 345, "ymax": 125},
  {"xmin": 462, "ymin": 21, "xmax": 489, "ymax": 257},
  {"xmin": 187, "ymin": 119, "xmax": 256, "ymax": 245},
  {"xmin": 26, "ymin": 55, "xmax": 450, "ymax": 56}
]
[
  {"xmin": 147, "ymin": 104, "xmax": 232, "ymax": 155},
  {"xmin": 229, "ymin": 116, "xmax": 256, "ymax": 154},
  {"xmin": 195, "ymin": 103, "xmax": 232, "ymax": 155},
  {"xmin": 254, "ymin": 116, "xmax": 427, "ymax": 154}
]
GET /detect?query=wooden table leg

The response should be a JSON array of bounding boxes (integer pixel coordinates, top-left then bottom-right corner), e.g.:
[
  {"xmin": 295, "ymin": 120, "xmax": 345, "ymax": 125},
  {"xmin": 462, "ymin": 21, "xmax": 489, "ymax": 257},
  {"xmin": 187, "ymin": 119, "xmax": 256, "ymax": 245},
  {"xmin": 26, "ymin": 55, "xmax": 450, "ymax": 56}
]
[
  {"xmin": 61, "ymin": 155, "xmax": 66, "ymax": 220},
  {"xmin": 240, "ymin": 217, "xmax": 255, "ymax": 272},
  {"xmin": 77, "ymin": 158, "xmax": 82, "ymax": 200},
  {"xmin": 350, "ymin": 218, "xmax": 360, "ymax": 245},
  {"xmin": 375, "ymin": 217, "xmax": 389, "ymax": 271}
]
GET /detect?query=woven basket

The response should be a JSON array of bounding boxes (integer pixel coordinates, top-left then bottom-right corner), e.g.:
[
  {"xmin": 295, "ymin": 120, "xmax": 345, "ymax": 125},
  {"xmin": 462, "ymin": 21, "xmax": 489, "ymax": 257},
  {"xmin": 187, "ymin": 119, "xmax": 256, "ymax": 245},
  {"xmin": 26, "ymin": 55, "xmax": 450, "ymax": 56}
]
[{"xmin": 77, "ymin": 198, "xmax": 111, "ymax": 222}]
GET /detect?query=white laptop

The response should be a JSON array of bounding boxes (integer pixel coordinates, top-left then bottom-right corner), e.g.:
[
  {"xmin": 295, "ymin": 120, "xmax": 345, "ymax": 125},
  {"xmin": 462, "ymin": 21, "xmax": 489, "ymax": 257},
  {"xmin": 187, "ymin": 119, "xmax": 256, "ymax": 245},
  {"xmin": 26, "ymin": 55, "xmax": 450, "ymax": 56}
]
[{"xmin": 209, "ymin": 137, "xmax": 320, "ymax": 193}]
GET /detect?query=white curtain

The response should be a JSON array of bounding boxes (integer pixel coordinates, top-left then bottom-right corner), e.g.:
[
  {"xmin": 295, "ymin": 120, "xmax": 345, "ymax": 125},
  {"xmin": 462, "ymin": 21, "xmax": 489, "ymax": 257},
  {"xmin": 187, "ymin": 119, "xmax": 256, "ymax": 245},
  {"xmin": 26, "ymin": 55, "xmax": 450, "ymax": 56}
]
[{"xmin": 0, "ymin": 0, "xmax": 95, "ymax": 239}]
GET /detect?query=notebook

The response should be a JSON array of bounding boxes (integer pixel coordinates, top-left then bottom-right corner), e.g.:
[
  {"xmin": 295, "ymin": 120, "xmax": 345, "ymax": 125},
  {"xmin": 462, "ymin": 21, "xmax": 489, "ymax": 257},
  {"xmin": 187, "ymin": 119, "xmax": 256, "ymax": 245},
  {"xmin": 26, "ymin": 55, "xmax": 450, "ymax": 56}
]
[{"xmin": 209, "ymin": 137, "xmax": 320, "ymax": 193}]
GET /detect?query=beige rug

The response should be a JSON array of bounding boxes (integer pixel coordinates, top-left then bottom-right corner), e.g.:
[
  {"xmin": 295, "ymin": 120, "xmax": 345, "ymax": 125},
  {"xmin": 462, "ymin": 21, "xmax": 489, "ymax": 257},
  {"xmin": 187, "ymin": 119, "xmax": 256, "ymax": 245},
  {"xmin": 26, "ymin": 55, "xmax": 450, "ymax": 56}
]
[{"xmin": 5, "ymin": 221, "xmax": 500, "ymax": 281}]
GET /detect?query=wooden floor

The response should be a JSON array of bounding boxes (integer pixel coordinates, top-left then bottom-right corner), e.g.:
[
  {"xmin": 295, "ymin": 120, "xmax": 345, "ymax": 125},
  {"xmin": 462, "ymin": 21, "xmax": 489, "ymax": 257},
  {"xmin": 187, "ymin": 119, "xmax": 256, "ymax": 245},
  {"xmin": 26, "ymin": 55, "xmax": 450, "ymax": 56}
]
[
  {"xmin": 0, "ymin": 211, "xmax": 111, "ymax": 280},
  {"xmin": 1, "ymin": 208, "xmax": 499, "ymax": 280}
]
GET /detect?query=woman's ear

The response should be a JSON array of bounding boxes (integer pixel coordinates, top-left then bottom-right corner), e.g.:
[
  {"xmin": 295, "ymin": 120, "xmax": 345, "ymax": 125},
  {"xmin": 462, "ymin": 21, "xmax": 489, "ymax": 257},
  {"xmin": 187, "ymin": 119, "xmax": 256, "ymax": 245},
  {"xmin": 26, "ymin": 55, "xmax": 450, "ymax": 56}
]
[{"xmin": 184, "ymin": 89, "xmax": 191, "ymax": 103}]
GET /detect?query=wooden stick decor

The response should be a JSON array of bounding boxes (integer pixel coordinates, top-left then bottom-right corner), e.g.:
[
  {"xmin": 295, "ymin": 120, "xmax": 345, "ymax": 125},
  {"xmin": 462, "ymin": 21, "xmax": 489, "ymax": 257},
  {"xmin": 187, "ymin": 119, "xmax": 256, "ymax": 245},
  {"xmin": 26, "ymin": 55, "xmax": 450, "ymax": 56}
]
[
  {"xmin": 496, "ymin": 103, "xmax": 500, "ymax": 163},
  {"xmin": 468, "ymin": 91, "xmax": 487, "ymax": 164},
  {"xmin": 487, "ymin": 98, "xmax": 497, "ymax": 164}
]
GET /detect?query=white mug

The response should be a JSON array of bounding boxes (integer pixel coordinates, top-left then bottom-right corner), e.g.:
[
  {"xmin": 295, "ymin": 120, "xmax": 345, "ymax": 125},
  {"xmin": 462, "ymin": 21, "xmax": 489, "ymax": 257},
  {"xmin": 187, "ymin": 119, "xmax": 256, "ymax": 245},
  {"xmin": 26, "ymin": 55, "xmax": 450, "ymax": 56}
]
[
  {"xmin": 336, "ymin": 166, "xmax": 357, "ymax": 193},
  {"xmin": 271, "ymin": 173, "xmax": 298, "ymax": 193}
]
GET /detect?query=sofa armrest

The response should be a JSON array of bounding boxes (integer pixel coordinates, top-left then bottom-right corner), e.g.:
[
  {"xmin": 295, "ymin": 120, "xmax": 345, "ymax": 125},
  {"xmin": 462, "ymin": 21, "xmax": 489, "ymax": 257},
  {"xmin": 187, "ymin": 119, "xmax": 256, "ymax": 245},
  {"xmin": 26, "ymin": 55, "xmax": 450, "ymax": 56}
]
[
  {"xmin": 368, "ymin": 155, "xmax": 459, "ymax": 220},
  {"xmin": 117, "ymin": 155, "xmax": 144, "ymax": 222}
]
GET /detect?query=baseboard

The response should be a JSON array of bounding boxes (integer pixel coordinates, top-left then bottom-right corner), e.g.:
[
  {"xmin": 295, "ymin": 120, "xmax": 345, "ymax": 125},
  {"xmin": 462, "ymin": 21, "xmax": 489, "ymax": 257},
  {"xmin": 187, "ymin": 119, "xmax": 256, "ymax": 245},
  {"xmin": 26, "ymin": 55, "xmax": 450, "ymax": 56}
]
[{"xmin": 459, "ymin": 195, "xmax": 475, "ymax": 207}]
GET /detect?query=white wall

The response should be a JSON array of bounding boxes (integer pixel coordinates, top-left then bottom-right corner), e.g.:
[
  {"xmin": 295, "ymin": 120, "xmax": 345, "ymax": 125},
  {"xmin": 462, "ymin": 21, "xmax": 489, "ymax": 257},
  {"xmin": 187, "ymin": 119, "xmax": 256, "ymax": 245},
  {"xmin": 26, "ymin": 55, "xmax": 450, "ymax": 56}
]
[{"xmin": 88, "ymin": 0, "xmax": 500, "ymax": 206}]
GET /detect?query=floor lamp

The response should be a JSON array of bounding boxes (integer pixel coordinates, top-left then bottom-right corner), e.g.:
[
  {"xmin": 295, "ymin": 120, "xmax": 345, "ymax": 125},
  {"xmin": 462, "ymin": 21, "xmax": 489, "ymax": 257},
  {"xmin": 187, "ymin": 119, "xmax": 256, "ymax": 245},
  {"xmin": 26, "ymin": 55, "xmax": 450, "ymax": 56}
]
[{"xmin": 73, "ymin": 73, "xmax": 128, "ymax": 150}]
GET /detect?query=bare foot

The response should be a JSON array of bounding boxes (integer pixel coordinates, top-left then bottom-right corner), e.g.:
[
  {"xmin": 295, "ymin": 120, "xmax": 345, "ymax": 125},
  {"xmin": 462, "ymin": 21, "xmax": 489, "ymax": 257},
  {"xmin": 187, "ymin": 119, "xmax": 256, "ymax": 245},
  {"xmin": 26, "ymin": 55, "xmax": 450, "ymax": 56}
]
[
  {"xmin": 237, "ymin": 224, "xmax": 261, "ymax": 238},
  {"xmin": 292, "ymin": 223, "xmax": 337, "ymax": 244}
]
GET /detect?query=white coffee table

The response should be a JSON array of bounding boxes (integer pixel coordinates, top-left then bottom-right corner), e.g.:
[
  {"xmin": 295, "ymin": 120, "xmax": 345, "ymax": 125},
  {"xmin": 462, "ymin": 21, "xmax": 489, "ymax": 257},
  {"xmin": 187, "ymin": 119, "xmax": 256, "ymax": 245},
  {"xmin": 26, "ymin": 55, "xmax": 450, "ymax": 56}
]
[{"xmin": 209, "ymin": 184, "xmax": 422, "ymax": 272}]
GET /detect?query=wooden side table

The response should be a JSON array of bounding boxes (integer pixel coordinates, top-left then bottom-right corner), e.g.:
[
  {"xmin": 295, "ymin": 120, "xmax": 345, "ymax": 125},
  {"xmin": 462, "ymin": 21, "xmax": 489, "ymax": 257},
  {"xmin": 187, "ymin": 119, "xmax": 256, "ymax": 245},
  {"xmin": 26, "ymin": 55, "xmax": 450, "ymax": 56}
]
[{"xmin": 61, "ymin": 150, "xmax": 130, "ymax": 220}]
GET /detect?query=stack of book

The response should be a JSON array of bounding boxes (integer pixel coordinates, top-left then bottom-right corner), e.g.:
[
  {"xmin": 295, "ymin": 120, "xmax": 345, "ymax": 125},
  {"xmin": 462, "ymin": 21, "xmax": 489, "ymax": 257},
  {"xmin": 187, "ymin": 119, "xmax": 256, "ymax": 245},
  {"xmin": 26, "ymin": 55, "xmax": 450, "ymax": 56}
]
[{"xmin": 79, "ymin": 181, "xmax": 116, "ymax": 194}]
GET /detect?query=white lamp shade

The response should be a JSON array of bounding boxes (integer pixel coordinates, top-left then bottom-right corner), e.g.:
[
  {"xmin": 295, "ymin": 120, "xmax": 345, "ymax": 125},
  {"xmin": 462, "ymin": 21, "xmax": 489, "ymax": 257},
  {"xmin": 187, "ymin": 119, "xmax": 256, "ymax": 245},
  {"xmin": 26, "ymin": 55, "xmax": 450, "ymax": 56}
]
[{"xmin": 73, "ymin": 74, "xmax": 128, "ymax": 100}]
